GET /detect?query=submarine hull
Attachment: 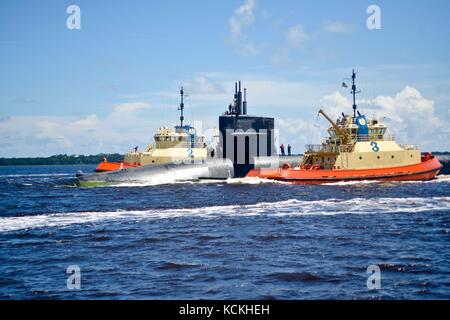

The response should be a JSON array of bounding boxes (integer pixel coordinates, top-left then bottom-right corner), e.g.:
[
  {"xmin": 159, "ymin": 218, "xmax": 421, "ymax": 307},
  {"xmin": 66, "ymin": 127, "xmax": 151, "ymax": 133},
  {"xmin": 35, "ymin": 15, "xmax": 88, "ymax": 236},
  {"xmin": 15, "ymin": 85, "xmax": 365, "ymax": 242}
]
[
  {"xmin": 253, "ymin": 156, "xmax": 303, "ymax": 170},
  {"xmin": 76, "ymin": 159, "xmax": 234, "ymax": 186}
]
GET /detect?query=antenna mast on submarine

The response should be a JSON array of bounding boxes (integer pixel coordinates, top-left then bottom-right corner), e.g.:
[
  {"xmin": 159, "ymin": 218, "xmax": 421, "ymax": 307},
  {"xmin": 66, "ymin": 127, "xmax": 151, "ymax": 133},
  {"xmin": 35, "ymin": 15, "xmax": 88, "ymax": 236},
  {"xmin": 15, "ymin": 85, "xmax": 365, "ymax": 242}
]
[
  {"xmin": 243, "ymin": 88, "xmax": 247, "ymax": 115},
  {"xmin": 231, "ymin": 80, "xmax": 247, "ymax": 116}
]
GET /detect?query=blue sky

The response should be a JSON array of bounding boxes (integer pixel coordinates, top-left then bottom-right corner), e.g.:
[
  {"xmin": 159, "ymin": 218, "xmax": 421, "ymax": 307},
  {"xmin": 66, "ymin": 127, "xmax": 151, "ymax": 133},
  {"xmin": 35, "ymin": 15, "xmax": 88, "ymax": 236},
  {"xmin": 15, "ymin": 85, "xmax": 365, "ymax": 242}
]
[{"xmin": 1, "ymin": 0, "xmax": 449, "ymax": 156}]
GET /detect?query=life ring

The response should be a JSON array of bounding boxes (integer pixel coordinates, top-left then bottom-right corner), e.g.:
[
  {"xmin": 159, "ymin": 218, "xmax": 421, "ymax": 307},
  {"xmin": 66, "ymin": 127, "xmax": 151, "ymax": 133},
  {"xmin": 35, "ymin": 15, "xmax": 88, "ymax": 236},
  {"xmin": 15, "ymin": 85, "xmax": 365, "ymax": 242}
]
[{"xmin": 422, "ymin": 152, "xmax": 433, "ymax": 161}]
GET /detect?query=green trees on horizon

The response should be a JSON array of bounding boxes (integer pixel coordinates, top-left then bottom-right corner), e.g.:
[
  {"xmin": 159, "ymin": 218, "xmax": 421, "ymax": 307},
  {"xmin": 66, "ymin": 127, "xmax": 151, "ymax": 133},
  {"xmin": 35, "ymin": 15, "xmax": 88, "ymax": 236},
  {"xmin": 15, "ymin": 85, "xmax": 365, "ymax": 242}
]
[
  {"xmin": 0, "ymin": 152, "xmax": 449, "ymax": 166},
  {"xmin": 0, "ymin": 154, "xmax": 124, "ymax": 166}
]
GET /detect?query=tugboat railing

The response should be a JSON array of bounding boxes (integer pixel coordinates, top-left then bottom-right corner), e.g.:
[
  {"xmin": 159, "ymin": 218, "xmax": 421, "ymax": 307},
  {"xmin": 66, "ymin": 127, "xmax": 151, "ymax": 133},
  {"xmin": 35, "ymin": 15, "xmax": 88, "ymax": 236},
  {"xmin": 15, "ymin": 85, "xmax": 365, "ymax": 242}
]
[
  {"xmin": 353, "ymin": 134, "xmax": 395, "ymax": 142},
  {"xmin": 304, "ymin": 145, "xmax": 324, "ymax": 153},
  {"xmin": 304, "ymin": 144, "xmax": 344, "ymax": 154},
  {"xmin": 399, "ymin": 144, "xmax": 419, "ymax": 150},
  {"xmin": 154, "ymin": 141, "xmax": 205, "ymax": 149}
]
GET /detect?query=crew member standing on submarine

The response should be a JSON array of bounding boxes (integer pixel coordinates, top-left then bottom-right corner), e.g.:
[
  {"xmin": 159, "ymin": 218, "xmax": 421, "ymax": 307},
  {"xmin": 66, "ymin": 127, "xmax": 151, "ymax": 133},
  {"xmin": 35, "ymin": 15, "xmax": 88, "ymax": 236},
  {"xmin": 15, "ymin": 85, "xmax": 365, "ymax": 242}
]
[{"xmin": 280, "ymin": 144, "xmax": 285, "ymax": 156}]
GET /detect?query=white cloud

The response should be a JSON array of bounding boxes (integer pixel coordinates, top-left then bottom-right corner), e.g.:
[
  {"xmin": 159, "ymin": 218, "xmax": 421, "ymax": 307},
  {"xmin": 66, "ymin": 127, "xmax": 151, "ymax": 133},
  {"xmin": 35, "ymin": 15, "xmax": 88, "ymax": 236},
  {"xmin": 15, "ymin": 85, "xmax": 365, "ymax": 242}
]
[
  {"xmin": 228, "ymin": 0, "xmax": 260, "ymax": 56},
  {"xmin": 151, "ymin": 74, "xmax": 230, "ymax": 107},
  {"xmin": 0, "ymin": 102, "xmax": 153, "ymax": 157},
  {"xmin": 271, "ymin": 19, "xmax": 353, "ymax": 65},
  {"xmin": 105, "ymin": 102, "xmax": 151, "ymax": 130},
  {"xmin": 272, "ymin": 24, "xmax": 310, "ymax": 65},
  {"xmin": 286, "ymin": 24, "xmax": 308, "ymax": 47},
  {"xmin": 323, "ymin": 21, "xmax": 355, "ymax": 34},
  {"xmin": 320, "ymin": 91, "xmax": 351, "ymax": 119},
  {"xmin": 229, "ymin": 0, "xmax": 255, "ymax": 36},
  {"xmin": 277, "ymin": 117, "xmax": 325, "ymax": 153},
  {"xmin": 154, "ymin": 72, "xmax": 333, "ymax": 113},
  {"xmin": 170, "ymin": 73, "xmax": 334, "ymax": 113},
  {"xmin": 320, "ymin": 86, "xmax": 447, "ymax": 150},
  {"xmin": 184, "ymin": 75, "xmax": 227, "ymax": 95},
  {"xmin": 71, "ymin": 115, "xmax": 99, "ymax": 127},
  {"xmin": 362, "ymin": 87, "xmax": 444, "ymax": 147},
  {"xmin": 113, "ymin": 102, "xmax": 150, "ymax": 113}
]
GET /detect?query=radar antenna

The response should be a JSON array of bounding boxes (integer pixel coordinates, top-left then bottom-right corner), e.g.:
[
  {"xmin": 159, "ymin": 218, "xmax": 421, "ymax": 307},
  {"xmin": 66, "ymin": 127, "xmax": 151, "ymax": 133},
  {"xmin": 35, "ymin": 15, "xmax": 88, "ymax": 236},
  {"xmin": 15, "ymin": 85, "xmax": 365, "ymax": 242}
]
[
  {"xmin": 350, "ymin": 69, "xmax": 361, "ymax": 118},
  {"xmin": 179, "ymin": 86, "xmax": 185, "ymax": 127}
]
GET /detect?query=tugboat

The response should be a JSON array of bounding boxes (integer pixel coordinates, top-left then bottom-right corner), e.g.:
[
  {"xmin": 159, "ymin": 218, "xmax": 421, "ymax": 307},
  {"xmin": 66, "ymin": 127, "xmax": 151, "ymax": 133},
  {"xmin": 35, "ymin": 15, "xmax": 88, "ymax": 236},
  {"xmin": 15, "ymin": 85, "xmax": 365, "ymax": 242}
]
[
  {"xmin": 246, "ymin": 70, "xmax": 443, "ymax": 184},
  {"xmin": 95, "ymin": 87, "xmax": 207, "ymax": 172}
]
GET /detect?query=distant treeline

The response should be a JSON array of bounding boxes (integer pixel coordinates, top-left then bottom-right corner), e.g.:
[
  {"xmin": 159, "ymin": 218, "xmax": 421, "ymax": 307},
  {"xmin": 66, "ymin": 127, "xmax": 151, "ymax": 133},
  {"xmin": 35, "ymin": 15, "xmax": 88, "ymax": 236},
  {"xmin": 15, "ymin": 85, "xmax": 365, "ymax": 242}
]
[
  {"xmin": 431, "ymin": 152, "xmax": 450, "ymax": 155},
  {"xmin": 0, "ymin": 152, "xmax": 449, "ymax": 166},
  {"xmin": 0, "ymin": 154, "xmax": 124, "ymax": 166}
]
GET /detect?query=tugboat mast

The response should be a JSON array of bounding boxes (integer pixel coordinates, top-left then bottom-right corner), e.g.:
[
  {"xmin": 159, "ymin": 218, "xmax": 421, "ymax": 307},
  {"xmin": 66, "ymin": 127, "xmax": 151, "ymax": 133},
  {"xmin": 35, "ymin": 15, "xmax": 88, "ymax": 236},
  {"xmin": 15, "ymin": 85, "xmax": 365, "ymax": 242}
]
[
  {"xmin": 351, "ymin": 69, "xmax": 360, "ymax": 118},
  {"xmin": 179, "ymin": 86, "xmax": 185, "ymax": 127}
]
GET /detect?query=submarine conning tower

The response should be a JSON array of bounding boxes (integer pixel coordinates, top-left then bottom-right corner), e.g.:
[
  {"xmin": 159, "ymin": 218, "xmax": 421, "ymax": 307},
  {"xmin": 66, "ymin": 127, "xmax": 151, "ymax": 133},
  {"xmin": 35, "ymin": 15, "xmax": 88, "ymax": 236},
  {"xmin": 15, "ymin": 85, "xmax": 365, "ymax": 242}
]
[{"xmin": 218, "ymin": 81, "xmax": 275, "ymax": 177}]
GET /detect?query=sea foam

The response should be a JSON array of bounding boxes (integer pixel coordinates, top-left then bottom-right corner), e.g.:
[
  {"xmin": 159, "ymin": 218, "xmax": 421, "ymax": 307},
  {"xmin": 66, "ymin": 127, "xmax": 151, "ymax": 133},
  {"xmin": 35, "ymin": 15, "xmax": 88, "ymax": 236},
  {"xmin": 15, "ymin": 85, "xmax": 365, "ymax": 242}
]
[{"xmin": 1, "ymin": 197, "xmax": 449, "ymax": 232}]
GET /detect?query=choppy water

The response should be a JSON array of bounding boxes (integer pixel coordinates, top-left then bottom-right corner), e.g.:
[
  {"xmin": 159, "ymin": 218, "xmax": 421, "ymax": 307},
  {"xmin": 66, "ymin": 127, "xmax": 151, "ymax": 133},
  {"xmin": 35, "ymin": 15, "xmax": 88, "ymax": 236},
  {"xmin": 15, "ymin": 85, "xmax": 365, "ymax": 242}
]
[{"xmin": 0, "ymin": 165, "xmax": 449, "ymax": 299}]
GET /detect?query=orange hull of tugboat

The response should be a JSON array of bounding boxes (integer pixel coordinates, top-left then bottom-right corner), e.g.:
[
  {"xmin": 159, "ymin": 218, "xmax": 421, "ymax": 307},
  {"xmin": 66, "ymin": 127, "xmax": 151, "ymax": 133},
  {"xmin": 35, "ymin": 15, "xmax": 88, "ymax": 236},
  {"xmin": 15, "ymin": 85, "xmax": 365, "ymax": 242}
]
[
  {"xmin": 246, "ymin": 153, "xmax": 443, "ymax": 184},
  {"xmin": 95, "ymin": 161, "xmax": 138, "ymax": 172}
]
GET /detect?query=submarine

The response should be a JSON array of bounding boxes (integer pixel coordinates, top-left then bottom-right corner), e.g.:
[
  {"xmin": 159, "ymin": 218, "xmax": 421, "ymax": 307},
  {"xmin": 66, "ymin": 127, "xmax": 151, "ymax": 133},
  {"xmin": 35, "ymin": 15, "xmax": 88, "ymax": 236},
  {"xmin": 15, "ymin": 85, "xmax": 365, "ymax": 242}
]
[{"xmin": 75, "ymin": 81, "xmax": 291, "ymax": 186}]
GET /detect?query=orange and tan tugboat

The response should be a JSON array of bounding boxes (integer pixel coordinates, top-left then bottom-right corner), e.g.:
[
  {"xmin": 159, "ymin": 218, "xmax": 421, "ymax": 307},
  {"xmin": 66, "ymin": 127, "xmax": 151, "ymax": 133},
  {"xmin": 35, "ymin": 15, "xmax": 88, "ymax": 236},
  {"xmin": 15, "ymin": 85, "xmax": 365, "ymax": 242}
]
[
  {"xmin": 94, "ymin": 87, "xmax": 208, "ymax": 173},
  {"xmin": 246, "ymin": 70, "xmax": 443, "ymax": 184}
]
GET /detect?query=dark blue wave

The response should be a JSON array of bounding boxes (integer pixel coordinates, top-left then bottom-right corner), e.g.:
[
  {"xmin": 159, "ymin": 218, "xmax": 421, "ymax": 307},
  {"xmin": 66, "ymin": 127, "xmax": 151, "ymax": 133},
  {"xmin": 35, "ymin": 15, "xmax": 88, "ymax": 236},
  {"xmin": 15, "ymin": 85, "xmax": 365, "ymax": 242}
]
[{"xmin": 0, "ymin": 165, "xmax": 449, "ymax": 300}]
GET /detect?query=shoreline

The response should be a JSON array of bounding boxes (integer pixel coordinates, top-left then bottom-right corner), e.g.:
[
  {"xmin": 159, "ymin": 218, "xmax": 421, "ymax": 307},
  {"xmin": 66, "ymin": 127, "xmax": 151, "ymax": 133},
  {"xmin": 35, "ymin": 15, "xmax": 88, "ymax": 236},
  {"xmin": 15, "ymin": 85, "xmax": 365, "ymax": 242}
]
[
  {"xmin": 0, "ymin": 154, "xmax": 124, "ymax": 166},
  {"xmin": 1, "ymin": 153, "xmax": 449, "ymax": 166}
]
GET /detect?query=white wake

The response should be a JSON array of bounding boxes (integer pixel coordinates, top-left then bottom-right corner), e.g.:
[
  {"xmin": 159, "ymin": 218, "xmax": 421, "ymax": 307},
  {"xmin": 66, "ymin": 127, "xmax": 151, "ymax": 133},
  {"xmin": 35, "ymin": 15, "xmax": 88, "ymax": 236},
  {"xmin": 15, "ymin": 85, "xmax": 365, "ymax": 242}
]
[{"xmin": 1, "ymin": 197, "xmax": 449, "ymax": 232}]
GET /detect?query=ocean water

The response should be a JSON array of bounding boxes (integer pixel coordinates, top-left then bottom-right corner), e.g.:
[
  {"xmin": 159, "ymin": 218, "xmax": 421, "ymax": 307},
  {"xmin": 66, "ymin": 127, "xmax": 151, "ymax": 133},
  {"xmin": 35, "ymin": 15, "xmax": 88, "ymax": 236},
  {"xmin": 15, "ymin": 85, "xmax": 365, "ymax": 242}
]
[{"xmin": 0, "ymin": 164, "xmax": 449, "ymax": 300}]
